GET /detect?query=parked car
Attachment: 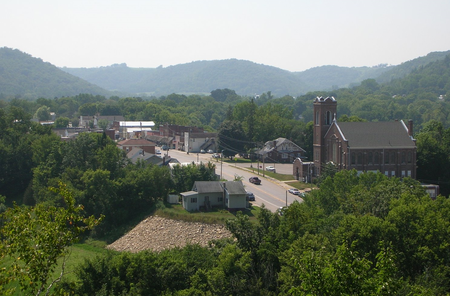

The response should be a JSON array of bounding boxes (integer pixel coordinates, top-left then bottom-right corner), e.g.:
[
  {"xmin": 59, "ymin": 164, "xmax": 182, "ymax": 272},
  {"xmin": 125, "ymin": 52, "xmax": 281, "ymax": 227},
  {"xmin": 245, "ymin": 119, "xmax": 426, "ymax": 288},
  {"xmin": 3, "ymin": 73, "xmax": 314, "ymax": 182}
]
[
  {"xmin": 266, "ymin": 166, "xmax": 276, "ymax": 172},
  {"xmin": 249, "ymin": 176, "xmax": 261, "ymax": 185},
  {"xmin": 212, "ymin": 153, "xmax": 221, "ymax": 158},
  {"xmin": 156, "ymin": 149, "xmax": 161, "ymax": 155},
  {"xmin": 246, "ymin": 191, "xmax": 255, "ymax": 201},
  {"xmin": 200, "ymin": 149, "xmax": 206, "ymax": 153},
  {"xmin": 207, "ymin": 149, "xmax": 214, "ymax": 153},
  {"xmin": 288, "ymin": 188, "xmax": 300, "ymax": 195},
  {"xmin": 162, "ymin": 145, "xmax": 169, "ymax": 151}
]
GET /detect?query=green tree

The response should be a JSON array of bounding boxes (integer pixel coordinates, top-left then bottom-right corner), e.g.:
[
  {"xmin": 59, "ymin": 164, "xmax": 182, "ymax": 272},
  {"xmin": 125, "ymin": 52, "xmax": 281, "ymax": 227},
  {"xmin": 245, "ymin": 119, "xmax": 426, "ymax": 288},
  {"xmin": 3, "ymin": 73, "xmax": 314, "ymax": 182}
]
[
  {"xmin": 217, "ymin": 120, "xmax": 246, "ymax": 158},
  {"xmin": 54, "ymin": 116, "xmax": 70, "ymax": 128},
  {"xmin": 0, "ymin": 183, "xmax": 102, "ymax": 296},
  {"xmin": 97, "ymin": 119, "xmax": 110, "ymax": 130},
  {"xmin": 34, "ymin": 106, "xmax": 51, "ymax": 121}
]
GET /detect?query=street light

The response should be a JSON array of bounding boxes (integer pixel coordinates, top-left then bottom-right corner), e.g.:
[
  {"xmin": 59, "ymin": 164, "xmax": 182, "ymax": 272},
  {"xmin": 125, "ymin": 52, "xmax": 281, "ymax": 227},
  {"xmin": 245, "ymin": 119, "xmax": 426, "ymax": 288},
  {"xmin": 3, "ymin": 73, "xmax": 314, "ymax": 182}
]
[{"xmin": 220, "ymin": 150, "xmax": 224, "ymax": 180}]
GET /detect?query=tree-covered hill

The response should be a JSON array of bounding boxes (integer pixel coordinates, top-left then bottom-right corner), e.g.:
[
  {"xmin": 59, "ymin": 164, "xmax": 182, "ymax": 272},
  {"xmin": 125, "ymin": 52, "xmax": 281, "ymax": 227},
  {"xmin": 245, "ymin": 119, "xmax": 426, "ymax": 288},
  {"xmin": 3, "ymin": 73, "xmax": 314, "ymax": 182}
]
[
  {"xmin": 63, "ymin": 59, "xmax": 311, "ymax": 97},
  {"xmin": 294, "ymin": 64, "xmax": 393, "ymax": 90},
  {"xmin": 376, "ymin": 50, "xmax": 450, "ymax": 84},
  {"xmin": 0, "ymin": 47, "xmax": 113, "ymax": 99}
]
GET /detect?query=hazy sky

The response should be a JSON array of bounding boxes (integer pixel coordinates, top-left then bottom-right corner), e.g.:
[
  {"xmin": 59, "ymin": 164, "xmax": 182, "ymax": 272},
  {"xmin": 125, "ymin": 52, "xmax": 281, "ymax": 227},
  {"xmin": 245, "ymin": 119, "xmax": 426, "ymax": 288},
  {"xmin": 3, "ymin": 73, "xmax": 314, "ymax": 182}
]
[{"xmin": 2, "ymin": 0, "xmax": 450, "ymax": 72}]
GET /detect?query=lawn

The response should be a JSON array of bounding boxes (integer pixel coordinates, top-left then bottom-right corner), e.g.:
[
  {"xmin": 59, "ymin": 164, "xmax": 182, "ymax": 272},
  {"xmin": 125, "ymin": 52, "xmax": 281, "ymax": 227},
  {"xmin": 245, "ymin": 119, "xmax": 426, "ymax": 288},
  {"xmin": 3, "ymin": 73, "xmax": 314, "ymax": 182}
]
[{"xmin": 154, "ymin": 202, "xmax": 261, "ymax": 224}]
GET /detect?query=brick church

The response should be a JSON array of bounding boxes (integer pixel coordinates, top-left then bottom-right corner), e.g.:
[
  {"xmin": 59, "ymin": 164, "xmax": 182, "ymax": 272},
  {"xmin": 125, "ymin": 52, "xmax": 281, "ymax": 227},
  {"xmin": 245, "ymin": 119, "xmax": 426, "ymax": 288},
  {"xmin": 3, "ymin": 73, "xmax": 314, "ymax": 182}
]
[{"xmin": 312, "ymin": 96, "xmax": 417, "ymax": 178}]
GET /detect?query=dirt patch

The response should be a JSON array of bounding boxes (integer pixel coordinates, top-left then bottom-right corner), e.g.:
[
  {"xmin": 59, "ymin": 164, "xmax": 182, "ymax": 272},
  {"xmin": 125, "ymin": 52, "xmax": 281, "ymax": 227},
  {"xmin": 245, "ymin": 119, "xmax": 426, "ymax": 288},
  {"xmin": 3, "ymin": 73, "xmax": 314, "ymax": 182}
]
[{"xmin": 107, "ymin": 215, "xmax": 233, "ymax": 253}]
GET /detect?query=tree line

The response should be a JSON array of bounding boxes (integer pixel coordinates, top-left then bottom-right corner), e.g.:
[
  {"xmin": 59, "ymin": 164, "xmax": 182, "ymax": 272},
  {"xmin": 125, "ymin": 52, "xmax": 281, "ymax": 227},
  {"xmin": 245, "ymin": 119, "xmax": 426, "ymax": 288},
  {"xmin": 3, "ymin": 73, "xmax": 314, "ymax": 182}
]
[{"xmin": 52, "ymin": 171, "xmax": 450, "ymax": 295}]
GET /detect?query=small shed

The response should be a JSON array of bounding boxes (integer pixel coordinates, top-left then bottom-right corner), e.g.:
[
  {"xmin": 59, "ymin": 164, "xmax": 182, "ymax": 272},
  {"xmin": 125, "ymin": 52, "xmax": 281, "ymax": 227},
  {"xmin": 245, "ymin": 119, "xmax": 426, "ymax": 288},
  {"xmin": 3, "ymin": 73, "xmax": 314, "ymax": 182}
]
[{"xmin": 167, "ymin": 194, "xmax": 179, "ymax": 204}]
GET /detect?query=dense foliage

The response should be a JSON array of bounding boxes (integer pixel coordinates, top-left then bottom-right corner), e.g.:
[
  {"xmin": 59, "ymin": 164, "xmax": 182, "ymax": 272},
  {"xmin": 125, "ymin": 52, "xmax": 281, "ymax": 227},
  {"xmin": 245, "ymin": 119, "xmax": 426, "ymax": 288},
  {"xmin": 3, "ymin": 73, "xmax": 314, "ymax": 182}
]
[{"xmin": 61, "ymin": 171, "xmax": 450, "ymax": 295}]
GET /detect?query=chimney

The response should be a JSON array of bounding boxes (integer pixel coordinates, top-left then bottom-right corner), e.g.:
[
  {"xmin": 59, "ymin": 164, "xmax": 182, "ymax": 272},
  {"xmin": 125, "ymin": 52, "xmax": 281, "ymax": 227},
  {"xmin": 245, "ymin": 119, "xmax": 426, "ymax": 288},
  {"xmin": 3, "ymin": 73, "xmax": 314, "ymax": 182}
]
[
  {"xmin": 273, "ymin": 140, "xmax": 277, "ymax": 150},
  {"xmin": 408, "ymin": 120, "xmax": 413, "ymax": 137}
]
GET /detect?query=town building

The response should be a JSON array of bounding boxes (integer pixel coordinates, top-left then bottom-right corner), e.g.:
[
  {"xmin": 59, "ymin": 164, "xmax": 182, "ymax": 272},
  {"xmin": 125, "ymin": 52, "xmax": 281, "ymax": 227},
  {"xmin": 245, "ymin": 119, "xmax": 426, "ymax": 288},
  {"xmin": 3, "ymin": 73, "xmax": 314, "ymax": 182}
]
[
  {"xmin": 313, "ymin": 96, "xmax": 417, "ymax": 178},
  {"xmin": 258, "ymin": 138, "xmax": 305, "ymax": 163}
]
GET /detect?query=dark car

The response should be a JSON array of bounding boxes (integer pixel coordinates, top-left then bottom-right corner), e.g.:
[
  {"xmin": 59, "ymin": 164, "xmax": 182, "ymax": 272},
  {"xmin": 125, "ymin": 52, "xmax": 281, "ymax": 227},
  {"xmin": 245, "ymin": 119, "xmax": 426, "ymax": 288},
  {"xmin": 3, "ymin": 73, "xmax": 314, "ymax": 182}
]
[
  {"xmin": 246, "ymin": 191, "xmax": 255, "ymax": 201},
  {"xmin": 249, "ymin": 176, "xmax": 261, "ymax": 185}
]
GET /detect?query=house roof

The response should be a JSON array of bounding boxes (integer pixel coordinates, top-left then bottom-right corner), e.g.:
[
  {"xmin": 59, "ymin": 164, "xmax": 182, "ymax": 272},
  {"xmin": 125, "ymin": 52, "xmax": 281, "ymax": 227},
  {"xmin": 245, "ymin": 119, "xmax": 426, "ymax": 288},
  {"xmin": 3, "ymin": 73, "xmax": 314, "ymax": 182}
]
[
  {"xmin": 180, "ymin": 191, "xmax": 198, "ymax": 197},
  {"xmin": 224, "ymin": 181, "xmax": 246, "ymax": 195},
  {"xmin": 119, "ymin": 121, "xmax": 155, "ymax": 127},
  {"xmin": 259, "ymin": 137, "xmax": 305, "ymax": 154},
  {"xmin": 118, "ymin": 139, "xmax": 156, "ymax": 146},
  {"xmin": 127, "ymin": 148, "xmax": 162, "ymax": 164},
  {"xmin": 334, "ymin": 121, "xmax": 415, "ymax": 149},
  {"xmin": 192, "ymin": 181, "xmax": 223, "ymax": 193}
]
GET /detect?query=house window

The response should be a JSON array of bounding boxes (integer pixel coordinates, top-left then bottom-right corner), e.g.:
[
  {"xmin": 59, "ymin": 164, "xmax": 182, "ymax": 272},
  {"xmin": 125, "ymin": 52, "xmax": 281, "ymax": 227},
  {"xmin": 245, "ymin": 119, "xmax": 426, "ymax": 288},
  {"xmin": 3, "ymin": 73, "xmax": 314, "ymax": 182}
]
[
  {"xmin": 407, "ymin": 151, "xmax": 412, "ymax": 163},
  {"xmin": 282, "ymin": 153, "xmax": 288, "ymax": 159},
  {"xmin": 390, "ymin": 153, "xmax": 395, "ymax": 164},
  {"xmin": 315, "ymin": 111, "xmax": 319, "ymax": 125},
  {"xmin": 218, "ymin": 197, "xmax": 223, "ymax": 202},
  {"xmin": 374, "ymin": 152, "xmax": 379, "ymax": 164},
  {"xmin": 401, "ymin": 170, "xmax": 406, "ymax": 177},
  {"xmin": 407, "ymin": 170, "xmax": 411, "ymax": 177},
  {"xmin": 351, "ymin": 153, "xmax": 356, "ymax": 165},
  {"xmin": 385, "ymin": 171, "xmax": 389, "ymax": 176},
  {"xmin": 384, "ymin": 153, "xmax": 389, "ymax": 164},
  {"xmin": 191, "ymin": 198, "xmax": 197, "ymax": 203},
  {"xmin": 391, "ymin": 170, "xmax": 395, "ymax": 177},
  {"xmin": 368, "ymin": 152, "xmax": 373, "ymax": 165},
  {"xmin": 401, "ymin": 152, "xmax": 406, "ymax": 164}
]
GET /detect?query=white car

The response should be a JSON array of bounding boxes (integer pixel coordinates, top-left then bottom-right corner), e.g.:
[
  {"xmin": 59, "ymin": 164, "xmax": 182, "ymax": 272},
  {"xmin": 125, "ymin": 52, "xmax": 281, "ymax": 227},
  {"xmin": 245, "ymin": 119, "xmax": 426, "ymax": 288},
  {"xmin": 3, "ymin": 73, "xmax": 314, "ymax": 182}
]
[
  {"xmin": 288, "ymin": 188, "xmax": 300, "ymax": 195},
  {"xmin": 266, "ymin": 166, "xmax": 276, "ymax": 172}
]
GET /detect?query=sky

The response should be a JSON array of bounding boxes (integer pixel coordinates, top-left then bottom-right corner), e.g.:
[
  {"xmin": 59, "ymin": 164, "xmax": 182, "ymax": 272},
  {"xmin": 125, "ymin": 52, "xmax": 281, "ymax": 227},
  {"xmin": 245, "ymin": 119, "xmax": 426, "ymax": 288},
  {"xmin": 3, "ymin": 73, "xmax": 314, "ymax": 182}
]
[{"xmin": 2, "ymin": 0, "xmax": 450, "ymax": 72}]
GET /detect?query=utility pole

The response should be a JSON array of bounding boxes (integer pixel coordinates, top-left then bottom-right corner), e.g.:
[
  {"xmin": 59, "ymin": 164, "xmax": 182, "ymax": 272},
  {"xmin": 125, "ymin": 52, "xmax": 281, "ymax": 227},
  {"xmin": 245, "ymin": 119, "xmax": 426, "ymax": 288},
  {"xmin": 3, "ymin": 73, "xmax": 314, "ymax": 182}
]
[{"xmin": 220, "ymin": 150, "xmax": 224, "ymax": 180}]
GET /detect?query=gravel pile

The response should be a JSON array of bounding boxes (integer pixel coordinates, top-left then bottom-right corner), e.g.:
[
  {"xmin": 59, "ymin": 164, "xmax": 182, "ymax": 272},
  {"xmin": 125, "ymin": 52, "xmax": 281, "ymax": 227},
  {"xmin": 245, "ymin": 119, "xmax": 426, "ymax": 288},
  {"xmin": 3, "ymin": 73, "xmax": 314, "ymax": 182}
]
[{"xmin": 107, "ymin": 216, "xmax": 232, "ymax": 253}]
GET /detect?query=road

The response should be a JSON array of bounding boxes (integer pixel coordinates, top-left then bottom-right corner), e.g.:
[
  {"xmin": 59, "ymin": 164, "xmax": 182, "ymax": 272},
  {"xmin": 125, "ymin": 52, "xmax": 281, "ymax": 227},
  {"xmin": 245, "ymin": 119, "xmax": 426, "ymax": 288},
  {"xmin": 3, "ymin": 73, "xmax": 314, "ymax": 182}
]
[{"xmin": 166, "ymin": 150, "xmax": 304, "ymax": 212}]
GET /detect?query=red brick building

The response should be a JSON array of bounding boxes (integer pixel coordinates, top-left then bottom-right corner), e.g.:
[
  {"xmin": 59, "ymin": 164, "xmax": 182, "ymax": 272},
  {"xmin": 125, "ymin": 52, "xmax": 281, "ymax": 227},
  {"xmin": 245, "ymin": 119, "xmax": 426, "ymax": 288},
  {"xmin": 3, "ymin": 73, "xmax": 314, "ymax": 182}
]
[
  {"xmin": 313, "ymin": 96, "xmax": 417, "ymax": 178},
  {"xmin": 117, "ymin": 139, "xmax": 156, "ymax": 155}
]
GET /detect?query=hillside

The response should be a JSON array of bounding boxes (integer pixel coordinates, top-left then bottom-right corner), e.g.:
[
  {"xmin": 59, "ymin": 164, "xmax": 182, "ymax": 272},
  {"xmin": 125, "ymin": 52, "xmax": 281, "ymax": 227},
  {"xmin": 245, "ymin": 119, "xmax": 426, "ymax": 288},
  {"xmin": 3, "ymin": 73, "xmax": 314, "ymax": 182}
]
[
  {"xmin": 0, "ymin": 47, "xmax": 112, "ymax": 99},
  {"xmin": 376, "ymin": 50, "xmax": 450, "ymax": 84},
  {"xmin": 63, "ymin": 60, "xmax": 391, "ymax": 97},
  {"xmin": 294, "ymin": 64, "xmax": 393, "ymax": 90},
  {"xmin": 2, "ymin": 47, "xmax": 450, "ymax": 99},
  {"xmin": 63, "ymin": 59, "xmax": 311, "ymax": 97}
]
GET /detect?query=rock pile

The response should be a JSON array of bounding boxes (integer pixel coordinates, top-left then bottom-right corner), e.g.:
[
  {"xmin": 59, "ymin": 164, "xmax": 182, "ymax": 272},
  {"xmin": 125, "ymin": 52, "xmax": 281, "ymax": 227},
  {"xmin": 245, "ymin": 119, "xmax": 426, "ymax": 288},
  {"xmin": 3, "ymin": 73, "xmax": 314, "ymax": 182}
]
[{"xmin": 107, "ymin": 216, "xmax": 233, "ymax": 253}]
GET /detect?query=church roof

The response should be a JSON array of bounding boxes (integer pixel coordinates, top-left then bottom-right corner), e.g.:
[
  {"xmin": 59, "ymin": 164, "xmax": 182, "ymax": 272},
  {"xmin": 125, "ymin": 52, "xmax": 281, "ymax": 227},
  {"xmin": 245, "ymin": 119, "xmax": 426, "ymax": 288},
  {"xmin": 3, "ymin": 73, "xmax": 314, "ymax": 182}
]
[{"xmin": 335, "ymin": 121, "xmax": 415, "ymax": 149}]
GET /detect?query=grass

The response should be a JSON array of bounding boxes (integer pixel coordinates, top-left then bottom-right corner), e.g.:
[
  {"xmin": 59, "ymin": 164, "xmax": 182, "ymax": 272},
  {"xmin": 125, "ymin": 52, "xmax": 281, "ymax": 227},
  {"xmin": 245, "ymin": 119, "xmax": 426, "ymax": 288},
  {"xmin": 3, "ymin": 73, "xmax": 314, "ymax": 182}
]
[
  {"xmin": 285, "ymin": 181, "xmax": 317, "ymax": 191},
  {"xmin": 1, "ymin": 199, "xmax": 261, "ymax": 294},
  {"xmin": 1, "ymin": 239, "xmax": 109, "ymax": 295},
  {"xmin": 154, "ymin": 202, "xmax": 260, "ymax": 224},
  {"xmin": 246, "ymin": 167, "xmax": 296, "ymax": 181}
]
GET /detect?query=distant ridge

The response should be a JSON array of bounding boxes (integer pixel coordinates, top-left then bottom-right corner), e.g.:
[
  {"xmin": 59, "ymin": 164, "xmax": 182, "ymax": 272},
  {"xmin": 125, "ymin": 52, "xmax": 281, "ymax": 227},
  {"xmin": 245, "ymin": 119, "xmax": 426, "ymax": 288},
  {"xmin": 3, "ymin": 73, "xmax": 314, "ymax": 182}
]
[
  {"xmin": 1, "ymin": 47, "xmax": 449, "ymax": 99},
  {"xmin": 0, "ymin": 47, "xmax": 112, "ymax": 99},
  {"xmin": 62, "ymin": 59, "xmax": 394, "ymax": 96}
]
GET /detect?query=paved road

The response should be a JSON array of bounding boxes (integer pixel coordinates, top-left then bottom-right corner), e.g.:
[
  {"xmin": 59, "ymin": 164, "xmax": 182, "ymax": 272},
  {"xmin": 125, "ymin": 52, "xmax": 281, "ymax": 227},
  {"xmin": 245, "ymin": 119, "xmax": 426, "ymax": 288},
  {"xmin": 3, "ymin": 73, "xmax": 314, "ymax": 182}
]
[{"xmin": 166, "ymin": 150, "xmax": 304, "ymax": 212}]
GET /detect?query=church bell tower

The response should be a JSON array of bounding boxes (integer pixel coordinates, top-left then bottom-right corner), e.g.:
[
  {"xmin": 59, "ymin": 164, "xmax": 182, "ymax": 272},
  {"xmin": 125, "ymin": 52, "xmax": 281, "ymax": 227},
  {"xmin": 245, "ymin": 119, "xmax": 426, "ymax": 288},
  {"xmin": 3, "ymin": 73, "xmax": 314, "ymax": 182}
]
[{"xmin": 313, "ymin": 96, "xmax": 337, "ymax": 176}]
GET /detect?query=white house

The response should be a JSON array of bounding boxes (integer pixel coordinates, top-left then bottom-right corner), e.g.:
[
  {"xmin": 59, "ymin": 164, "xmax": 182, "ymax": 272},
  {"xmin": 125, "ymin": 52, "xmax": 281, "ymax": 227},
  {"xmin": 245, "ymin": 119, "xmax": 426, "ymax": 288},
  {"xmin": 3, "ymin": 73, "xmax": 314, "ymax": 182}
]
[{"xmin": 180, "ymin": 181, "xmax": 247, "ymax": 211}]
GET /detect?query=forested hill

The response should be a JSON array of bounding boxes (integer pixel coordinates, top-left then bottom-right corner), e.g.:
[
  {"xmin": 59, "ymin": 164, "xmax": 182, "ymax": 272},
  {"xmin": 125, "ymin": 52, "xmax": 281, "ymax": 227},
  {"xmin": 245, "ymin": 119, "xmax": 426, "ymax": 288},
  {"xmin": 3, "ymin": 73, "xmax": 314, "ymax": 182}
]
[
  {"xmin": 2, "ymin": 47, "xmax": 450, "ymax": 99},
  {"xmin": 63, "ymin": 59, "xmax": 311, "ymax": 96},
  {"xmin": 376, "ymin": 50, "xmax": 450, "ymax": 84},
  {"xmin": 63, "ymin": 59, "xmax": 390, "ymax": 96},
  {"xmin": 0, "ymin": 47, "xmax": 112, "ymax": 99}
]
